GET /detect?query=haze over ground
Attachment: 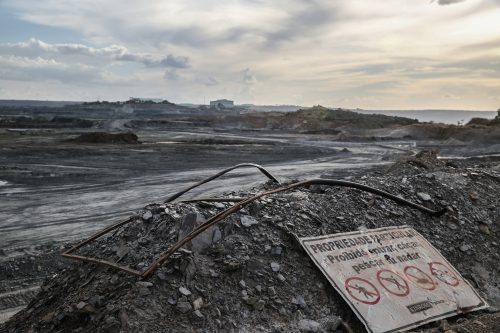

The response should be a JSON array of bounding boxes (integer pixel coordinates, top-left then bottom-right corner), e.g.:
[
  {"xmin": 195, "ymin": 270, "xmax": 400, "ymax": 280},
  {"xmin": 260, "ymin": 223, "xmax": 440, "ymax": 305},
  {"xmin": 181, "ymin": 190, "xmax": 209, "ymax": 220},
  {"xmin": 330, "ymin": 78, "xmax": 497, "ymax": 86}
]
[{"xmin": 0, "ymin": 0, "xmax": 499, "ymax": 110}]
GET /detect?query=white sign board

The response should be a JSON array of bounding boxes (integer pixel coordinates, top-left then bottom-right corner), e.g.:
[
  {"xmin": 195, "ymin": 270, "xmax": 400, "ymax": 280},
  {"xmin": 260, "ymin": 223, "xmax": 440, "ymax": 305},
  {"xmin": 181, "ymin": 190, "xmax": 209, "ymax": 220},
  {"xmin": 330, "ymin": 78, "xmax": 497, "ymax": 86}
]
[{"xmin": 299, "ymin": 226, "xmax": 487, "ymax": 333}]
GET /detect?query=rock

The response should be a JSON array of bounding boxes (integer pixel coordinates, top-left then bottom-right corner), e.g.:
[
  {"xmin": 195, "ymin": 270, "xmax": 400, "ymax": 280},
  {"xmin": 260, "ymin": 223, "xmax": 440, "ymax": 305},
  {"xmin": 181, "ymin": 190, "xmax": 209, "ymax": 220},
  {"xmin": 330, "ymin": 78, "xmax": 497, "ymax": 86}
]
[
  {"xmin": 270, "ymin": 262, "xmax": 280, "ymax": 272},
  {"xmin": 193, "ymin": 309, "xmax": 204, "ymax": 318},
  {"xmin": 459, "ymin": 244, "xmax": 472, "ymax": 252},
  {"xmin": 268, "ymin": 286, "xmax": 277, "ymax": 296},
  {"xmin": 223, "ymin": 259, "xmax": 243, "ymax": 271},
  {"xmin": 249, "ymin": 202, "xmax": 262, "ymax": 216},
  {"xmin": 181, "ymin": 257, "xmax": 196, "ymax": 284},
  {"xmin": 318, "ymin": 316, "xmax": 341, "ymax": 331},
  {"xmin": 212, "ymin": 227, "xmax": 222, "ymax": 243},
  {"xmin": 309, "ymin": 185, "xmax": 325, "ymax": 194},
  {"xmin": 102, "ymin": 315, "xmax": 121, "ymax": 333},
  {"xmin": 41, "ymin": 311, "xmax": 55, "ymax": 323},
  {"xmin": 479, "ymin": 224, "xmax": 490, "ymax": 235},
  {"xmin": 76, "ymin": 301, "xmax": 87, "ymax": 310},
  {"xmin": 137, "ymin": 287, "xmax": 151, "ymax": 296},
  {"xmin": 115, "ymin": 245, "xmax": 129, "ymax": 259},
  {"xmin": 142, "ymin": 211, "xmax": 153, "ymax": 221},
  {"xmin": 176, "ymin": 301, "xmax": 192, "ymax": 313},
  {"xmin": 242, "ymin": 295, "xmax": 254, "ymax": 306},
  {"xmin": 254, "ymin": 299, "xmax": 265, "ymax": 311},
  {"xmin": 136, "ymin": 281, "xmax": 153, "ymax": 296},
  {"xmin": 239, "ymin": 280, "xmax": 246, "ymax": 288},
  {"xmin": 439, "ymin": 319, "xmax": 452, "ymax": 331},
  {"xmin": 213, "ymin": 202, "xmax": 226, "ymax": 209},
  {"xmin": 192, "ymin": 229, "xmax": 214, "ymax": 253},
  {"xmin": 292, "ymin": 295, "xmax": 307, "ymax": 308},
  {"xmin": 119, "ymin": 309, "xmax": 129, "ymax": 330},
  {"xmin": 178, "ymin": 212, "xmax": 220, "ymax": 253},
  {"xmin": 271, "ymin": 246, "xmax": 283, "ymax": 256},
  {"xmin": 298, "ymin": 319, "xmax": 321, "ymax": 332},
  {"xmin": 76, "ymin": 301, "xmax": 95, "ymax": 314},
  {"xmin": 179, "ymin": 286, "xmax": 192, "ymax": 296},
  {"xmin": 469, "ymin": 191, "xmax": 479, "ymax": 201},
  {"xmin": 178, "ymin": 212, "xmax": 205, "ymax": 241},
  {"xmin": 193, "ymin": 297, "xmax": 203, "ymax": 310},
  {"xmin": 277, "ymin": 274, "xmax": 286, "ymax": 282},
  {"xmin": 241, "ymin": 215, "xmax": 259, "ymax": 227},
  {"xmin": 88, "ymin": 295, "xmax": 104, "ymax": 308},
  {"xmin": 167, "ymin": 297, "xmax": 177, "ymax": 305},
  {"xmin": 417, "ymin": 192, "xmax": 432, "ymax": 201}
]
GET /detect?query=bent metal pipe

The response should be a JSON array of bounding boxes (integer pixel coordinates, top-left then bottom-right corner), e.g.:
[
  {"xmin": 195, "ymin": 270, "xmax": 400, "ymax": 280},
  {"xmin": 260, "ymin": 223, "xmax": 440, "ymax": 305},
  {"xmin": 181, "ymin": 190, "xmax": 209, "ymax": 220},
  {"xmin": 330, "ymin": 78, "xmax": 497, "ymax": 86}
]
[{"xmin": 164, "ymin": 163, "xmax": 280, "ymax": 203}]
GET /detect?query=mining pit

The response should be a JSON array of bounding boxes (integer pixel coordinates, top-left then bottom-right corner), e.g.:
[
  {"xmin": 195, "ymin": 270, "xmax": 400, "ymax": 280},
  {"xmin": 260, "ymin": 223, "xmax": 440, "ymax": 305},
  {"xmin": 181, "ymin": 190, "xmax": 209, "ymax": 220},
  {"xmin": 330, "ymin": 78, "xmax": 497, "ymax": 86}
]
[{"xmin": 0, "ymin": 104, "xmax": 499, "ymax": 332}]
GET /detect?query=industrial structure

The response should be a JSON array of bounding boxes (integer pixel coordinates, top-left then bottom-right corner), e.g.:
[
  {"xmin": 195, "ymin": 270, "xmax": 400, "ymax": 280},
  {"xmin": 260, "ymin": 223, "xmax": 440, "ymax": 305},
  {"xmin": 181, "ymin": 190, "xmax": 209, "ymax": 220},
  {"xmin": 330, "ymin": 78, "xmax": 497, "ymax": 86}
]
[{"xmin": 210, "ymin": 99, "xmax": 234, "ymax": 109}]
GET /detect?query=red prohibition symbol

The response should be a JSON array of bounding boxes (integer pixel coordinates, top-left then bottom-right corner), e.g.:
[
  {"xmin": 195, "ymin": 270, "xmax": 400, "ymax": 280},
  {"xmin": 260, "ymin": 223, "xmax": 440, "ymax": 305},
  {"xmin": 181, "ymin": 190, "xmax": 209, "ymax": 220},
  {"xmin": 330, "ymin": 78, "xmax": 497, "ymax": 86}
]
[
  {"xmin": 404, "ymin": 266, "xmax": 437, "ymax": 291},
  {"xmin": 345, "ymin": 277, "xmax": 381, "ymax": 305},
  {"xmin": 429, "ymin": 262, "xmax": 460, "ymax": 287},
  {"xmin": 376, "ymin": 269, "xmax": 410, "ymax": 297}
]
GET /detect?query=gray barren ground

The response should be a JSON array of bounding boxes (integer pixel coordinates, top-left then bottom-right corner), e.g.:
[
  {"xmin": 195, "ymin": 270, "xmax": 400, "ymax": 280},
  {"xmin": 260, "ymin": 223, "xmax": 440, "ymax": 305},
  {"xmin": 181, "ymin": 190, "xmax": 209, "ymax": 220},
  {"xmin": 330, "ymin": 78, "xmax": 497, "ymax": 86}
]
[{"xmin": 1, "ymin": 153, "xmax": 499, "ymax": 333}]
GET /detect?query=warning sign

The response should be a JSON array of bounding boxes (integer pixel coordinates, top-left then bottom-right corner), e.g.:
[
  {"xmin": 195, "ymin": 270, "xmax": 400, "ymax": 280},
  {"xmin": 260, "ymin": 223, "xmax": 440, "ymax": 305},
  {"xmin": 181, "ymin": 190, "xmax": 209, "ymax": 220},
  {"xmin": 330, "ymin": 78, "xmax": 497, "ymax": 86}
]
[
  {"xmin": 345, "ymin": 277, "xmax": 380, "ymax": 305},
  {"xmin": 299, "ymin": 226, "xmax": 487, "ymax": 333},
  {"xmin": 377, "ymin": 269, "xmax": 409, "ymax": 297},
  {"xmin": 429, "ymin": 262, "xmax": 460, "ymax": 287},
  {"xmin": 404, "ymin": 266, "xmax": 436, "ymax": 291}
]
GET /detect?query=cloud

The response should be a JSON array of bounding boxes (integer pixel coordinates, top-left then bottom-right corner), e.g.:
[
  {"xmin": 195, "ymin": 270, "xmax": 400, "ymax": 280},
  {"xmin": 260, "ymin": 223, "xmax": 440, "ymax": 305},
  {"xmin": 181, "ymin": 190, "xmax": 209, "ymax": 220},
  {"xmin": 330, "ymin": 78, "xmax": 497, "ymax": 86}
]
[
  {"xmin": 239, "ymin": 67, "xmax": 258, "ymax": 97},
  {"xmin": 204, "ymin": 76, "xmax": 219, "ymax": 86},
  {"xmin": 1, "ymin": 1, "xmax": 500, "ymax": 109},
  {"xmin": 0, "ymin": 38, "xmax": 191, "ymax": 88},
  {"xmin": 263, "ymin": 1, "xmax": 338, "ymax": 46},
  {"xmin": 0, "ymin": 38, "xmax": 189, "ymax": 68},
  {"xmin": 163, "ymin": 69, "xmax": 179, "ymax": 80},
  {"xmin": 434, "ymin": 0, "xmax": 467, "ymax": 5},
  {"xmin": 159, "ymin": 54, "xmax": 190, "ymax": 68},
  {"xmin": 0, "ymin": 55, "xmax": 102, "ymax": 83},
  {"xmin": 241, "ymin": 68, "xmax": 257, "ymax": 85}
]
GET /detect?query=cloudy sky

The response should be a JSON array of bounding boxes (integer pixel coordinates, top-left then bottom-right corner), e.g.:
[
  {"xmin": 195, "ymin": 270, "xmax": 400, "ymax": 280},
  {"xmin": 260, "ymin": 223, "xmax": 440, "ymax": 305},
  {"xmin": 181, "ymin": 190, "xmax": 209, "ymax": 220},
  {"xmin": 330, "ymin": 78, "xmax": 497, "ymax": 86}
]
[{"xmin": 0, "ymin": 0, "xmax": 499, "ymax": 109}]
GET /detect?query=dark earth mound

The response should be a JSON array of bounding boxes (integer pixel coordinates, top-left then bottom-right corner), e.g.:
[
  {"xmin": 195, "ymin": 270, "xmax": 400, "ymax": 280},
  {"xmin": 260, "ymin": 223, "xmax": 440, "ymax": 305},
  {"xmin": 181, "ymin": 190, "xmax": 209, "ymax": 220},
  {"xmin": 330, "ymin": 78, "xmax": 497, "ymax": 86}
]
[
  {"xmin": 2, "ymin": 153, "xmax": 499, "ymax": 333},
  {"xmin": 0, "ymin": 115, "xmax": 94, "ymax": 129},
  {"xmin": 70, "ymin": 132, "xmax": 140, "ymax": 144}
]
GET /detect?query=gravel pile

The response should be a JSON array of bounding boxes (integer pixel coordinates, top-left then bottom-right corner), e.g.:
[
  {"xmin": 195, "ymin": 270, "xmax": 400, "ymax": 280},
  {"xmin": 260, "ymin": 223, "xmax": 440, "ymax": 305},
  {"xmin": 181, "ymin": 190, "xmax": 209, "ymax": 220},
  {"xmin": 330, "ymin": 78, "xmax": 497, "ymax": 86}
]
[{"xmin": 2, "ymin": 152, "xmax": 499, "ymax": 333}]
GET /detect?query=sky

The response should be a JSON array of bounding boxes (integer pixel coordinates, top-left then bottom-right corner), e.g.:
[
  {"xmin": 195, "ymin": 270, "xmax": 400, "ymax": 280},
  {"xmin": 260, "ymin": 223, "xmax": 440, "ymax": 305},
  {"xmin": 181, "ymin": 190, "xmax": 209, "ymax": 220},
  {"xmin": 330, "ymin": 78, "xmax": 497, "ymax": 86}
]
[{"xmin": 0, "ymin": 0, "xmax": 499, "ymax": 110}]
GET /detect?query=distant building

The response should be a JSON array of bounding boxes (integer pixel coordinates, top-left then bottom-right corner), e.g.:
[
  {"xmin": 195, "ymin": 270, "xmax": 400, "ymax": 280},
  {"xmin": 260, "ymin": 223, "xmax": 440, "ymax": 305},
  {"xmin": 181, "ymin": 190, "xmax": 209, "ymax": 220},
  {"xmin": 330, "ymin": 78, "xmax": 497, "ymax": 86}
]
[{"xmin": 210, "ymin": 99, "xmax": 234, "ymax": 109}]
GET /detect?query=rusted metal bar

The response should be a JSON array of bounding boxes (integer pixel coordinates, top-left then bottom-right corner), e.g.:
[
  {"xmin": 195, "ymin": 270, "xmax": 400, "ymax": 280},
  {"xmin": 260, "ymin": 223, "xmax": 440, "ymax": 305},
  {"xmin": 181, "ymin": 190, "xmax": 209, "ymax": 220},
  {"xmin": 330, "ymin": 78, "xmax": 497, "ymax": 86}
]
[
  {"xmin": 179, "ymin": 197, "xmax": 244, "ymax": 203},
  {"xmin": 164, "ymin": 163, "xmax": 280, "ymax": 203},
  {"xmin": 61, "ymin": 253, "xmax": 143, "ymax": 276},
  {"xmin": 60, "ymin": 217, "xmax": 144, "ymax": 276},
  {"xmin": 142, "ymin": 179, "xmax": 445, "ymax": 277},
  {"xmin": 62, "ymin": 218, "xmax": 135, "ymax": 255}
]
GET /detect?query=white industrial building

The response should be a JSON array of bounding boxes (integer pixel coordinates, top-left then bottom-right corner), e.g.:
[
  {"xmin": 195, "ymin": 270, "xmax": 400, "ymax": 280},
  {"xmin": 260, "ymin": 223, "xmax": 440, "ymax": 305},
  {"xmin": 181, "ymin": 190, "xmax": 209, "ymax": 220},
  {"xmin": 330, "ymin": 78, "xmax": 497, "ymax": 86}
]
[{"xmin": 210, "ymin": 99, "xmax": 234, "ymax": 109}]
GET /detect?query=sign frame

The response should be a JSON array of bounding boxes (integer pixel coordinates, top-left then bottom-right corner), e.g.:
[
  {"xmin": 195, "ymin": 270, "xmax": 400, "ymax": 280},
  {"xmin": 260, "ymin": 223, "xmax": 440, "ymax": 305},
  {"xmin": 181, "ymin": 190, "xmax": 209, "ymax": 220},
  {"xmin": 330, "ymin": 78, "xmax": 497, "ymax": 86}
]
[{"xmin": 299, "ymin": 225, "xmax": 488, "ymax": 333}]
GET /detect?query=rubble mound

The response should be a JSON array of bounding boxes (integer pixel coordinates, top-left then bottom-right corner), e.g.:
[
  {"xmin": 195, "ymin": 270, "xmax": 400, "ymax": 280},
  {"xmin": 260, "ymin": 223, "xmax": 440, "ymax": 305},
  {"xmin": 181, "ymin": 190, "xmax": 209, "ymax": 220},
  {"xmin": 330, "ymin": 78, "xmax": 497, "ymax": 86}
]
[
  {"xmin": 386, "ymin": 150, "xmax": 446, "ymax": 176},
  {"xmin": 3, "ymin": 157, "xmax": 499, "ymax": 333},
  {"xmin": 70, "ymin": 132, "xmax": 140, "ymax": 144}
]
